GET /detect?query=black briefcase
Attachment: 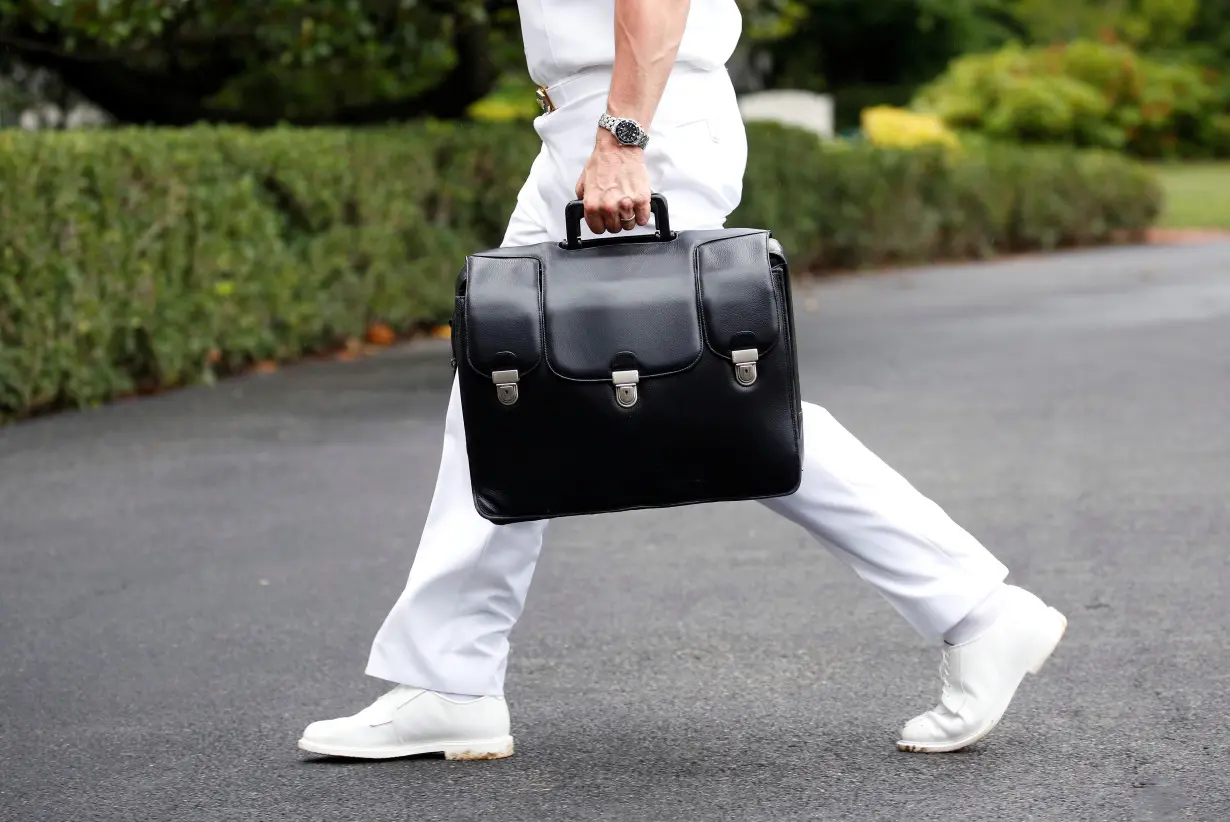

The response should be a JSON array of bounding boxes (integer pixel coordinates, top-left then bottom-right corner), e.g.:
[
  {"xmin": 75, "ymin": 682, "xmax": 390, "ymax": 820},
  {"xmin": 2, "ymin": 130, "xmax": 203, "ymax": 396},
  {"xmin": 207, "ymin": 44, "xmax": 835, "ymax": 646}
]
[{"xmin": 451, "ymin": 194, "xmax": 803, "ymax": 524}]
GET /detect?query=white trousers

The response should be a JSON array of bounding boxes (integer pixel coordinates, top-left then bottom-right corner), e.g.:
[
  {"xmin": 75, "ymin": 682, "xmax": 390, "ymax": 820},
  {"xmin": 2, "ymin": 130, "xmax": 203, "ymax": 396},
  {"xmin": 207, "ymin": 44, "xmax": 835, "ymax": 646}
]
[{"xmin": 366, "ymin": 68, "xmax": 1009, "ymax": 697}]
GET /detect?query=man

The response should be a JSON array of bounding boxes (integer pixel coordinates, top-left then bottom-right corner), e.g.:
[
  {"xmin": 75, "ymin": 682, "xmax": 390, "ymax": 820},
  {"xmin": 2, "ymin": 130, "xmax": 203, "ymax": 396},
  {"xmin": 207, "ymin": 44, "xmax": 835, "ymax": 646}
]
[{"xmin": 298, "ymin": 0, "xmax": 1067, "ymax": 760}]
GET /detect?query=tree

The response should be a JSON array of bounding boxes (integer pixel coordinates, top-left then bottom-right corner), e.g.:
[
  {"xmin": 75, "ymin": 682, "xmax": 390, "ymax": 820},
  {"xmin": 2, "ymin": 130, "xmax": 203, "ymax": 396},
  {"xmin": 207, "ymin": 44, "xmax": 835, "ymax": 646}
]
[
  {"xmin": 1007, "ymin": 0, "xmax": 1200, "ymax": 50},
  {"xmin": 738, "ymin": 0, "xmax": 1016, "ymax": 129},
  {"xmin": 1172, "ymin": 0, "xmax": 1230, "ymax": 68},
  {"xmin": 0, "ymin": 0, "xmax": 524, "ymax": 126},
  {"xmin": 751, "ymin": 0, "xmax": 1015, "ymax": 92}
]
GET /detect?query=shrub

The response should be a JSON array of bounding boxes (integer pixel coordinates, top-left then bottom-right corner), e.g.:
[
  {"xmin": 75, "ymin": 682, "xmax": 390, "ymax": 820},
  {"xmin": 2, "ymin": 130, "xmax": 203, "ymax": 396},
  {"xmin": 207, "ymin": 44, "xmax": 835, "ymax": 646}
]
[
  {"xmin": 914, "ymin": 39, "xmax": 1229, "ymax": 158},
  {"xmin": 860, "ymin": 106, "xmax": 962, "ymax": 151},
  {"xmin": 0, "ymin": 122, "xmax": 1162, "ymax": 422},
  {"xmin": 736, "ymin": 124, "xmax": 1160, "ymax": 271}
]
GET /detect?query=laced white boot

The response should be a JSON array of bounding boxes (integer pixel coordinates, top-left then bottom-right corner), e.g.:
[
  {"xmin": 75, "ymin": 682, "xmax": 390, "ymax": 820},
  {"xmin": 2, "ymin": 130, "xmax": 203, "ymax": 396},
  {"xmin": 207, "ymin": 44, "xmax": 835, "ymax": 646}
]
[{"xmin": 897, "ymin": 586, "xmax": 1067, "ymax": 753}]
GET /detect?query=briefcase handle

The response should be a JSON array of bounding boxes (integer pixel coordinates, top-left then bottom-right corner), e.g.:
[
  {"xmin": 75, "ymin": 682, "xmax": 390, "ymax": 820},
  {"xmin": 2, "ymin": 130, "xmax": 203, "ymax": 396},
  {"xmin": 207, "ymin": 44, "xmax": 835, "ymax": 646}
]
[{"xmin": 563, "ymin": 193, "xmax": 673, "ymax": 250}]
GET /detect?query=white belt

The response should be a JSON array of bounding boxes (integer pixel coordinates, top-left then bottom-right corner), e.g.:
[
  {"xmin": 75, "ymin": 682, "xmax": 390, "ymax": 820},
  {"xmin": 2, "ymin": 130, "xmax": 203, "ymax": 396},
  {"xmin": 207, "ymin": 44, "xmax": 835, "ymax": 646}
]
[{"xmin": 537, "ymin": 62, "xmax": 714, "ymax": 114}]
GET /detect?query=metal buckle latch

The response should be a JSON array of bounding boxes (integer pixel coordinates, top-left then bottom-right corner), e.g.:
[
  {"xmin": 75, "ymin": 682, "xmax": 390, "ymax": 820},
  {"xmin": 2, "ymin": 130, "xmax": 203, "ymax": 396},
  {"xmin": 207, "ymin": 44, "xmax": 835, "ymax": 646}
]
[
  {"xmin": 612, "ymin": 369, "xmax": 639, "ymax": 408},
  {"xmin": 493, "ymin": 370, "xmax": 519, "ymax": 405},
  {"xmin": 732, "ymin": 349, "xmax": 758, "ymax": 386},
  {"xmin": 535, "ymin": 87, "xmax": 555, "ymax": 114}
]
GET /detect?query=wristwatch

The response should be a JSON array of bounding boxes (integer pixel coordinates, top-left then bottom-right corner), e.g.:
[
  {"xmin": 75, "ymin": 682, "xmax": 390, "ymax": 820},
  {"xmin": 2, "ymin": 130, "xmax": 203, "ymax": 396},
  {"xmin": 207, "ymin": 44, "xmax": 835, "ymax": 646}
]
[{"xmin": 598, "ymin": 113, "xmax": 650, "ymax": 149}]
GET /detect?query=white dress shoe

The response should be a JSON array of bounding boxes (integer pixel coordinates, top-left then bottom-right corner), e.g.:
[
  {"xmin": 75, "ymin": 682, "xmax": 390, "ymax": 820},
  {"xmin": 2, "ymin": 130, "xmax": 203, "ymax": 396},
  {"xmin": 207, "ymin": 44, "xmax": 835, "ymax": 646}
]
[
  {"xmin": 298, "ymin": 685, "xmax": 514, "ymax": 760},
  {"xmin": 897, "ymin": 585, "xmax": 1067, "ymax": 753}
]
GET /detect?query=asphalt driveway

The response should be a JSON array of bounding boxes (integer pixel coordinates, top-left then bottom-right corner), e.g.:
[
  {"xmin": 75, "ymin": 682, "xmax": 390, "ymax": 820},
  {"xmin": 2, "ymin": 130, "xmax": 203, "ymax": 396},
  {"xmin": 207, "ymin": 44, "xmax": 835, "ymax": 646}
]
[{"xmin": 3, "ymin": 242, "xmax": 1230, "ymax": 821}]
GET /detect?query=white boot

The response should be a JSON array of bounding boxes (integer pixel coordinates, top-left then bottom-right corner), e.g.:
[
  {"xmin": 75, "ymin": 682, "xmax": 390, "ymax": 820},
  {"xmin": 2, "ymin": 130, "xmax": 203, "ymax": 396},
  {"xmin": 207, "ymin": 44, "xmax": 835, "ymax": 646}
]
[
  {"xmin": 897, "ymin": 586, "xmax": 1067, "ymax": 753},
  {"xmin": 298, "ymin": 685, "xmax": 514, "ymax": 760}
]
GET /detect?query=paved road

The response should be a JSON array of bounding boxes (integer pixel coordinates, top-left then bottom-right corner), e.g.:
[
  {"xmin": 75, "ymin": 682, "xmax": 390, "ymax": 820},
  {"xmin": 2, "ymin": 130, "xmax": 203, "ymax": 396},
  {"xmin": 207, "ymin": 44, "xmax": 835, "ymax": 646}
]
[{"xmin": 4, "ymin": 243, "xmax": 1230, "ymax": 822}]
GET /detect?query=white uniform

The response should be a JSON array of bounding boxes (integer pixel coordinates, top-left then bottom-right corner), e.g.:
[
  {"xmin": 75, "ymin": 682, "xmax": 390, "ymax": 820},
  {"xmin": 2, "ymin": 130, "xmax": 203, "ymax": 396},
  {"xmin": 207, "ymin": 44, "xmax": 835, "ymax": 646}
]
[
  {"xmin": 516, "ymin": 0, "xmax": 744, "ymax": 87},
  {"xmin": 365, "ymin": 0, "xmax": 1010, "ymax": 697}
]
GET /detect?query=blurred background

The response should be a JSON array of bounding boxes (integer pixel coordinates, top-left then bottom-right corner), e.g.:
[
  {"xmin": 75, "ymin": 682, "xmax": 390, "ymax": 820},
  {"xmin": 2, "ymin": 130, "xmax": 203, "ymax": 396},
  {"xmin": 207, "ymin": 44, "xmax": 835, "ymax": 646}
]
[{"xmin": 1, "ymin": 0, "xmax": 1229, "ymax": 420}]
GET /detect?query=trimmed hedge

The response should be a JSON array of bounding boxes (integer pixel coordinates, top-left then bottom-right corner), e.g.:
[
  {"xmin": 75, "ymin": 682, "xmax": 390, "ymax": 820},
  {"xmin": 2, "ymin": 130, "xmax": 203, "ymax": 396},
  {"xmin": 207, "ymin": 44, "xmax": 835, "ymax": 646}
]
[{"xmin": 0, "ymin": 122, "xmax": 1161, "ymax": 421}]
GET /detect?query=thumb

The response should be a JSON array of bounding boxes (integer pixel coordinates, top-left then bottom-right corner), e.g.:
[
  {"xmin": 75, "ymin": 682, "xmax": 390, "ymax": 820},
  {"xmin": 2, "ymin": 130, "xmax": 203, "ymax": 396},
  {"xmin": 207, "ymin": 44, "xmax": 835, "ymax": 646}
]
[{"xmin": 575, "ymin": 177, "xmax": 584, "ymax": 199}]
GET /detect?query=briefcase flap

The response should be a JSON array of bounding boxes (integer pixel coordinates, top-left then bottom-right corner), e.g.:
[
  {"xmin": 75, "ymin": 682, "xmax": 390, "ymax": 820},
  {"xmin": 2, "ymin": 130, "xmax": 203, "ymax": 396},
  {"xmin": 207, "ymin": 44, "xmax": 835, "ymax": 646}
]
[{"xmin": 458, "ymin": 229, "xmax": 783, "ymax": 382}]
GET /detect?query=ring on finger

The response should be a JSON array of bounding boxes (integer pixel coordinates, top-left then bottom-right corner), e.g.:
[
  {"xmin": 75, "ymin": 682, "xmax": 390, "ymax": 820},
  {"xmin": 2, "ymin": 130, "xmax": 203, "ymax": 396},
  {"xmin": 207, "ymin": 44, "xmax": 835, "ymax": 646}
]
[{"xmin": 620, "ymin": 216, "xmax": 636, "ymax": 229}]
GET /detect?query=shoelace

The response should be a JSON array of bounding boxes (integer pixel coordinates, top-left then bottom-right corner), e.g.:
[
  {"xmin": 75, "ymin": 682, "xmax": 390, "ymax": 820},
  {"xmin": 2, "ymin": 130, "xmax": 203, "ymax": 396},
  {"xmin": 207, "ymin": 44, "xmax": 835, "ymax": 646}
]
[{"xmin": 938, "ymin": 648, "xmax": 961, "ymax": 714}]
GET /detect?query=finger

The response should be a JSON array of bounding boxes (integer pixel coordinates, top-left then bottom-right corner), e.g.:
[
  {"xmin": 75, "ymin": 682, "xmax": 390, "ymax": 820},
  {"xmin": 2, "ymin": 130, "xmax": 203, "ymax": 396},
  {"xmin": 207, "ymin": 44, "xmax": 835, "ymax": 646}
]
[
  {"xmin": 575, "ymin": 176, "xmax": 584, "ymax": 200},
  {"xmin": 585, "ymin": 194, "xmax": 605, "ymax": 235},
  {"xmin": 633, "ymin": 195, "xmax": 651, "ymax": 227},
  {"xmin": 616, "ymin": 196, "xmax": 638, "ymax": 232},
  {"xmin": 602, "ymin": 198, "xmax": 622, "ymax": 233},
  {"xmin": 616, "ymin": 196, "xmax": 635, "ymax": 221}
]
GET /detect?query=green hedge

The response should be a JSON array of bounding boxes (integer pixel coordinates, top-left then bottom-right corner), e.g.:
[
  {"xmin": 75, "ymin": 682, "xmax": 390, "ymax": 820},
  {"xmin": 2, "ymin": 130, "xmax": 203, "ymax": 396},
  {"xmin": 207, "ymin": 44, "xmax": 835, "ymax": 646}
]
[
  {"xmin": 915, "ymin": 39, "xmax": 1230, "ymax": 159},
  {"xmin": 0, "ymin": 122, "xmax": 1161, "ymax": 422}
]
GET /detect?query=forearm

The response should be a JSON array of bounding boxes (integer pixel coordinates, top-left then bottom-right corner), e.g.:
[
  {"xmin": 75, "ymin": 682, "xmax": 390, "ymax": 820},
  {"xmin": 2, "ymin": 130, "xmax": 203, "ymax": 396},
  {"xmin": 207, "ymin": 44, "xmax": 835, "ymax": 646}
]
[
  {"xmin": 605, "ymin": 0, "xmax": 691, "ymax": 129},
  {"xmin": 579, "ymin": 0, "xmax": 686, "ymax": 230}
]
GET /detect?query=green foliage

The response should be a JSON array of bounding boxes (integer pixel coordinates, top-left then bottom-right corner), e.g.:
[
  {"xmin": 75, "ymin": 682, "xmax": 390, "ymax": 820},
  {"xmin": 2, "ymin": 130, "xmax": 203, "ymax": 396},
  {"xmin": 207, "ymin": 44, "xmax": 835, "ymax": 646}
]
[
  {"xmin": 0, "ymin": 1, "xmax": 521, "ymax": 124},
  {"xmin": 0, "ymin": 0, "xmax": 481, "ymax": 76},
  {"xmin": 914, "ymin": 39, "xmax": 1230, "ymax": 158},
  {"xmin": 745, "ymin": 0, "xmax": 1229, "ymax": 134},
  {"xmin": 0, "ymin": 0, "xmax": 818, "ymax": 126},
  {"xmin": 758, "ymin": 0, "xmax": 1015, "ymax": 93},
  {"xmin": 467, "ymin": 75, "xmax": 540, "ymax": 123},
  {"xmin": 1184, "ymin": 1, "xmax": 1230, "ymax": 69},
  {"xmin": 0, "ymin": 123, "xmax": 1161, "ymax": 422},
  {"xmin": 736, "ymin": 124, "xmax": 1160, "ymax": 269},
  {"xmin": 0, "ymin": 122, "xmax": 534, "ymax": 417},
  {"xmin": 5, "ymin": 0, "xmax": 1229, "ymax": 133},
  {"xmin": 737, "ymin": 0, "xmax": 813, "ymax": 41},
  {"xmin": 1008, "ymin": 0, "xmax": 1200, "ymax": 50},
  {"xmin": 748, "ymin": 0, "xmax": 1020, "ymax": 138},
  {"xmin": 831, "ymin": 84, "xmax": 935, "ymax": 133}
]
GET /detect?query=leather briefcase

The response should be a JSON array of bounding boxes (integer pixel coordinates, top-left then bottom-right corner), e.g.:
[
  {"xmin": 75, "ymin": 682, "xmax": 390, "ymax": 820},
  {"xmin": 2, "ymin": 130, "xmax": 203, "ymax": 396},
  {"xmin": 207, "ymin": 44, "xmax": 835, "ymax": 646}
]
[{"xmin": 451, "ymin": 194, "xmax": 803, "ymax": 524}]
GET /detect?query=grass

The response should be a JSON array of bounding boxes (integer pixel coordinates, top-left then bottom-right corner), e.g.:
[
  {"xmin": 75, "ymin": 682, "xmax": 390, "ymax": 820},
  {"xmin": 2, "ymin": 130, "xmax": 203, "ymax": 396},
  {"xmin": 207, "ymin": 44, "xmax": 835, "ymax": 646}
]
[{"xmin": 1153, "ymin": 162, "xmax": 1230, "ymax": 230}]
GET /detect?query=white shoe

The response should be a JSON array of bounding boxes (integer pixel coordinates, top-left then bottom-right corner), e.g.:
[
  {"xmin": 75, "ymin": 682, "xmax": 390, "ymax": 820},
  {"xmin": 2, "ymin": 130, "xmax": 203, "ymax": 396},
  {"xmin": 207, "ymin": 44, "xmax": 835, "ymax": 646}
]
[
  {"xmin": 897, "ymin": 586, "xmax": 1067, "ymax": 753},
  {"xmin": 298, "ymin": 685, "xmax": 515, "ymax": 760}
]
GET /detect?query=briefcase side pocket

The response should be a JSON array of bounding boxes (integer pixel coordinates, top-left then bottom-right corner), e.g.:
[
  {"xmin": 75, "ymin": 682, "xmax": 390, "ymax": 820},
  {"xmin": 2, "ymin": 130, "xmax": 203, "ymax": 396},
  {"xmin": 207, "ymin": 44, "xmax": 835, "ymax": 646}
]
[
  {"xmin": 459, "ymin": 254, "xmax": 544, "ymax": 380},
  {"xmin": 695, "ymin": 231, "xmax": 782, "ymax": 368}
]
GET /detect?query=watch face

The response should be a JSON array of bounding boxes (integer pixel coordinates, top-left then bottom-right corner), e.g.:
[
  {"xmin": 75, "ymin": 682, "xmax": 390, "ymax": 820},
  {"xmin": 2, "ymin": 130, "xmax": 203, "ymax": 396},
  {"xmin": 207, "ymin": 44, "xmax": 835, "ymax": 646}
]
[{"xmin": 614, "ymin": 120, "xmax": 642, "ymax": 145}]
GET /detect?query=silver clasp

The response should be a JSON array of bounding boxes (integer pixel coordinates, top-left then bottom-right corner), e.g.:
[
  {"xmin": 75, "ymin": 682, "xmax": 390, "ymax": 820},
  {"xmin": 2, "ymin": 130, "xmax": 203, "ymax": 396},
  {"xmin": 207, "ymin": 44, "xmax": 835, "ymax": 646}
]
[
  {"xmin": 612, "ymin": 369, "xmax": 639, "ymax": 408},
  {"xmin": 535, "ymin": 87, "xmax": 555, "ymax": 114},
  {"xmin": 732, "ymin": 349, "xmax": 758, "ymax": 386},
  {"xmin": 493, "ymin": 369, "xmax": 519, "ymax": 405}
]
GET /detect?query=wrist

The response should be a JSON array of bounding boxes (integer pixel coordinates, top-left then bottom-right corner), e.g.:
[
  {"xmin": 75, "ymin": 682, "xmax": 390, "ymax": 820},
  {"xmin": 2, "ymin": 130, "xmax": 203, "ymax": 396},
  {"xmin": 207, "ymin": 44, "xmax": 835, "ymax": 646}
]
[
  {"xmin": 595, "ymin": 127, "xmax": 643, "ymax": 153},
  {"xmin": 605, "ymin": 100, "xmax": 653, "ymax": 126},
  {"xmin": 597, "ymin": 111, "xmax": 650, "ymax": 150}
]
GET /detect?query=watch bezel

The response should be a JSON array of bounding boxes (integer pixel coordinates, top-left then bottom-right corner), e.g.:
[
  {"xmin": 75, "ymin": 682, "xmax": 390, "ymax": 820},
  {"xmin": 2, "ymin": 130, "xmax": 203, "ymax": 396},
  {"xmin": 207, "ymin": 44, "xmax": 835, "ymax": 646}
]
[{"xmin": 613, "ymin": 119, "xmax": 643, "ymax": 146}]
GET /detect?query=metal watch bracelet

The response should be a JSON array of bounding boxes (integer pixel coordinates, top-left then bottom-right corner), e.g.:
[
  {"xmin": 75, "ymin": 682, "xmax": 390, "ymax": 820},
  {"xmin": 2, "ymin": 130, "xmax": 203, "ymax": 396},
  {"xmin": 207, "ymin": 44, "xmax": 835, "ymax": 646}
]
[{"xmin": 598, "ymin": 113, "xmax": 649, "ymax": 149}]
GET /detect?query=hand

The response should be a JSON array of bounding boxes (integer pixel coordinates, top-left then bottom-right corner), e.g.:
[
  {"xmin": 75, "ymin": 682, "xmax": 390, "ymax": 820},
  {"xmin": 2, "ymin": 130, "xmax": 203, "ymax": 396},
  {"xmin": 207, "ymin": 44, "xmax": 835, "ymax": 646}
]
[{"xmin": 575, "ymin": 129, "xmax": 652, "ymax": 235}]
